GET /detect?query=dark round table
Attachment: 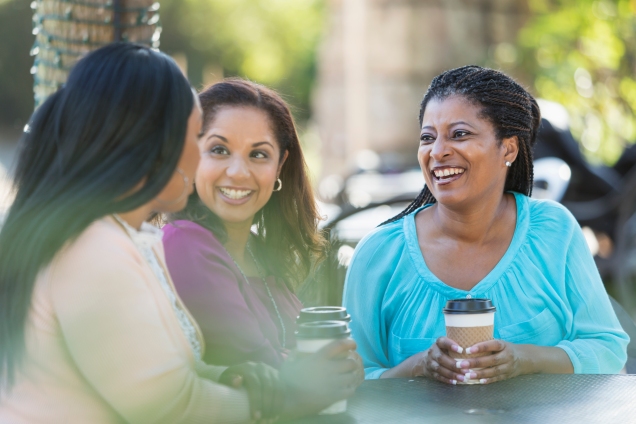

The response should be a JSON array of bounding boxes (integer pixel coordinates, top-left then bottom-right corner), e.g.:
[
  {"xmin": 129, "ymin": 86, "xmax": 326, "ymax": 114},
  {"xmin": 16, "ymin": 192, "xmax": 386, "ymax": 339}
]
[{"xmin": 286, "ymin": 375, "xmax": 636, "ymax": 423}]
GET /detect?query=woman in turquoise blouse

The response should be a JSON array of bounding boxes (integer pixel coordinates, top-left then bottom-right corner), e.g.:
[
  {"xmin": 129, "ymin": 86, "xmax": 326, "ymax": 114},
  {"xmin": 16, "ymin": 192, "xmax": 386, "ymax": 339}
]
[{"xmin": 343, "ymin": 66, "xmax": 629, "ymax": 385}]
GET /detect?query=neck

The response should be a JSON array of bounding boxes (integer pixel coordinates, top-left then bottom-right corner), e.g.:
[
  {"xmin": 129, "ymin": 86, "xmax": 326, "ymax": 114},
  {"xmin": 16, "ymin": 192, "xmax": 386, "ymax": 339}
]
[
  {"xmin": 116, "ymin": 204, "xmax": 154, "ymax": 230},
  {"xmin": 432, "ymin": 192, "xmax": 513, "ymax": 244},
  {"xmin": 223, "ymin": 220, "xmax": 254, "ymax": 263}
]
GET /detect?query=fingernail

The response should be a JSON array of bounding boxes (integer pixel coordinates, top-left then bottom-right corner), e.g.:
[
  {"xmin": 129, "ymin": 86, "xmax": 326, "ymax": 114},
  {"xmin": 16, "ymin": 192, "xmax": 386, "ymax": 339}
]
[
  {"xmin": 455, "ymin": 360, "xmax": 462, "ymax": 369},
  {"xmin": 453, "ymin": 345, "xmax": 463, "ymax": 354},
  {"xmin": 456, "ymin": 374, "xmax": 465, "ymax": 382},
  {"xmin": 465, "ymin": 372, "xmax": 477, "ymax": 379},
  {"xmin": 451, "ymin": 379, "xmax": 457, "ymax": 385},
  {"xmin": 480, "ymin": 379, "xmax": 487, "ymax": 384},
  {"xmin": 460, "ymin": 360, "xmax": 470, "ymax": 369},
  {"xmin": 466, "ymin": 347, "xmax": 473, "ymax": 354}
]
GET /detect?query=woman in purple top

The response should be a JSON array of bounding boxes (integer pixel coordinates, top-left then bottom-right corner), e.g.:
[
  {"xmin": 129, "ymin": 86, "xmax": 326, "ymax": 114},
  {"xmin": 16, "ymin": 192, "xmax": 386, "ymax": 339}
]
[
  {"xmin": 163, "ymin": 219, "xmax": 303, "ymax": 367},
  {"xmin": 162, "ymin": 79, "xmax": 344, "ymax": 370}
]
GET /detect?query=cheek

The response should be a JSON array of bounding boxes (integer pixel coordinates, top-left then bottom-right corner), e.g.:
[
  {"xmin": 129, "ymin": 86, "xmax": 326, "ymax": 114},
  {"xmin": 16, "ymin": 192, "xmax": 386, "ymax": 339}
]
[
  {"xmin": 417, "ymin": 147, "xmax": 430, "ymax": 169},
  {"xmin": 255, "ymin": 165, "xmax": 280, "ymax": 194},
  {"xmin": 180, "ymin": 141, "xmax": 200, "ymax": 177},
  {"xmin": 195, "ymin": 159, "xmax": 221, "ymax": 195}
]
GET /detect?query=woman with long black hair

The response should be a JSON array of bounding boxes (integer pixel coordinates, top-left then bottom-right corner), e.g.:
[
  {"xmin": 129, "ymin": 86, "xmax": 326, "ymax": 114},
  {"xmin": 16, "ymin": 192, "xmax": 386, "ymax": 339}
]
[{"xmin": 0, "ymin": 43, "xmax": 288, "ymax": 423}]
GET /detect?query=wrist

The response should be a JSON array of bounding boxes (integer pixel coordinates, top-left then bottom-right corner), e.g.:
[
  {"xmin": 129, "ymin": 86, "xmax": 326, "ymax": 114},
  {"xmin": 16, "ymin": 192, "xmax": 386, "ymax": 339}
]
[{"xmin": 516, "ymin": 344, "xmax": 537, "ymax": 375}]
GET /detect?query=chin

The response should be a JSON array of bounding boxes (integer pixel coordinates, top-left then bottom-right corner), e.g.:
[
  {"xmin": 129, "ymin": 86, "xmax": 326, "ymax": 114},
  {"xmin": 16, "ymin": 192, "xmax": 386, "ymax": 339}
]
[{"xmin": 431, "ymin": 190, "xmax": 468, "ymax": 207}]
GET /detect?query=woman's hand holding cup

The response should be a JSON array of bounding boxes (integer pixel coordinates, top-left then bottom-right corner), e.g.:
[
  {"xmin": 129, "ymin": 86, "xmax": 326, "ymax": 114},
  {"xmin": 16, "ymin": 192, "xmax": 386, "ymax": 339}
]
[
  {"xmin": 455, "ymin": 339, "xmax": 527, "ymax": 384},
  {"xmin": 219, "ymin": 361, "xmax": 284, "ymax": 422},
  {"xmin": 414, "ymin": 336, "xmax": 472, "ymax": 385},
  {"xmin": 280, "ymin": 338, "xmax": 362, "ymax": 418}
]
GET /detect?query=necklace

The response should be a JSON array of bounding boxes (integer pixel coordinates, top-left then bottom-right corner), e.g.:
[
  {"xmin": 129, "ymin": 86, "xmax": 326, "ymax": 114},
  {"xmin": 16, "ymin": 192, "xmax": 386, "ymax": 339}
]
[{"xmin": 225, "ymin": 242, "xmax": 287, "ymax": 349}]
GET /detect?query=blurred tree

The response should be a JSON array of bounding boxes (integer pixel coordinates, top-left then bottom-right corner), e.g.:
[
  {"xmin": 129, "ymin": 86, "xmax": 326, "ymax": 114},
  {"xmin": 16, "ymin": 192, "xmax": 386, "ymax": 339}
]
[
  {"xmin": 518, "ymin": 0, "xmax": 636, "ymax": 165},
  {"xmin": 159, "ymin": 0, "xmax": 325, "ymax": 123},
  {"xmin": 0, "ymin": 0, "xmax": 325, "ymax": 129}
]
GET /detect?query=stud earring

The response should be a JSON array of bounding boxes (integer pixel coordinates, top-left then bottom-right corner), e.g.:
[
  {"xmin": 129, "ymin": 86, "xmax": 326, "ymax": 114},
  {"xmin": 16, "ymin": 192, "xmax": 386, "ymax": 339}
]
[{"xmin": 505, "ymin": 161, "xmax": 512, "ymax": 167}]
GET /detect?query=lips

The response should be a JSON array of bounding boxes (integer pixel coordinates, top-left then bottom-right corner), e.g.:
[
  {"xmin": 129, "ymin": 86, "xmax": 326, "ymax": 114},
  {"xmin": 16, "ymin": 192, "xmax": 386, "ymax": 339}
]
[
  {"xmin": 431, "ymin": 166, "xmax": 465, "ymax": 184},
  {"xmin": 218, "ymin": 187, "xmax": 253, "ymax": 200}
]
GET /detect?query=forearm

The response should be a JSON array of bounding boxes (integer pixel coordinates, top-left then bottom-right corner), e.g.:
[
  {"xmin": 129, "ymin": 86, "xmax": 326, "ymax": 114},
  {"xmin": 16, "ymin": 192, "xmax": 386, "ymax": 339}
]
[
  {"xmin": 380, "ymin": 352, "xmax": 423, "ymax": 379},
  {"xmin": 520, "ymin": 345, "xmax": 574, "ymax": 375}
]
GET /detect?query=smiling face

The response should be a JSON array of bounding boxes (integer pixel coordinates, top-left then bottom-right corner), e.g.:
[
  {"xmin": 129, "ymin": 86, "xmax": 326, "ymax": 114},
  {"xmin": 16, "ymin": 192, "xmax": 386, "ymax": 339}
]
[
  {"xmin": 418, "ymin": 95, "xmax": 518, "ymax": 207},
  {"xmin": 196, "ymin": 106, "xmax": 288, "ymax": 228}
]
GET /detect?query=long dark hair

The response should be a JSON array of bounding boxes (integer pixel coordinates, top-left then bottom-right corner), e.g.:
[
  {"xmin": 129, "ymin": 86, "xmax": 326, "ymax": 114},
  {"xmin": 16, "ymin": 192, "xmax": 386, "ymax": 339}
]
[
  {"xmin": 171, "ymin": 78, "xmax": 326, "ymax": 288},
  {"xmin": 0, "ymin": 43, "xmax": 194, "ymax": 386},
  {"xmin": 382, "ymin": 65, "xmax": 541, "ymax": 225}
]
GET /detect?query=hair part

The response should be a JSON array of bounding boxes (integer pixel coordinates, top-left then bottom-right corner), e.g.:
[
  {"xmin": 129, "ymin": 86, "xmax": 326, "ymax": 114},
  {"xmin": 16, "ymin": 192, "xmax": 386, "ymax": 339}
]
[
  {"xmin": 381, "ymin": 65, "xmax": 541, "ymax": 225},
  {"xmin": 171, "ymin": 78, "xmax": 326, "ymax": 288},
  {"xmin": 0, "ymin": 43, "xmax": 193, "ymax": 387}
]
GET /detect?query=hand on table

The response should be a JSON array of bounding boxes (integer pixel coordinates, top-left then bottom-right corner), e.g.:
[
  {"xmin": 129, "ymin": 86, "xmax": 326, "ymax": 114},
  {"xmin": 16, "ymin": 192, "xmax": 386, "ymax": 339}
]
[{"xmin": 219, "ymin": 361, "xmax": 284, "ymax": 422}]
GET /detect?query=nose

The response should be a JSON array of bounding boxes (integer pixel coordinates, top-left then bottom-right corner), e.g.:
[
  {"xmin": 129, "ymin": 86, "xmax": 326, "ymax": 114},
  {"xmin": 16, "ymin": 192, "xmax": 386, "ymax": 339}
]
[
  {"xmin": 430, "ymin": 137, "xmax": 451, "ymax": 161},
  {"xmin": 226, "ymin": 156, "xmax": 250, "ymax": 180}
]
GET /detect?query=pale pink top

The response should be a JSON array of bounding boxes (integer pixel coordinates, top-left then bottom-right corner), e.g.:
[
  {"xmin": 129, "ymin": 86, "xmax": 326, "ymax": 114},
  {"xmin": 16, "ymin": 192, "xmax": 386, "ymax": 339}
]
[{"xmin": 0, "ymin": 217, "xmax": 251, "ymax": 424}]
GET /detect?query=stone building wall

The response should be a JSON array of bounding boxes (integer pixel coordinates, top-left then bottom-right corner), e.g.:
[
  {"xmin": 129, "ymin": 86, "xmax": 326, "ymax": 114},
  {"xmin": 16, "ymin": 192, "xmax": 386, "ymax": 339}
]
[{"xmin": 312, "ymin": 0, "xmax": 529, "ymax": 181}]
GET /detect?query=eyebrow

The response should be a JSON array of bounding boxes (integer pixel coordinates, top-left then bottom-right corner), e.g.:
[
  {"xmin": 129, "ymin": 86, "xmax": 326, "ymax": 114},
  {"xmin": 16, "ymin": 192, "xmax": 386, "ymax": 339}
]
[
  {"xmin": 421, "ymin": 121, "xmax": 477, "ymax": 130},
  {"xmin": 206, "ymin": 134, "xmax": 228, "ymax": 143},
  {"xmin": 205, "ymin": 135, "xmax": 275, "ymax": 148}
]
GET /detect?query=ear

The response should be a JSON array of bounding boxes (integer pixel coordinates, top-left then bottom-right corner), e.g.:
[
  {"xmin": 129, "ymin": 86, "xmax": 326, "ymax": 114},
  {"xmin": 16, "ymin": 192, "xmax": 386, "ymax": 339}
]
[
  {"xmin": 277, "ymin": 150, "xmax": 289, "ymax": 176},
  {"xmin": 502, "ymin": 135, "xmax": 519, "ymax": 164}
]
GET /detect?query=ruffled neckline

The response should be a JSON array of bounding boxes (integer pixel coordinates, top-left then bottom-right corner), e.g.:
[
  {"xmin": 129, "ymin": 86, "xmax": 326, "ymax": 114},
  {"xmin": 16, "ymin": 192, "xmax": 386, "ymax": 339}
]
[{"xmin": 403, "ymin": 192, "xmax": 529, "ymax": 297}]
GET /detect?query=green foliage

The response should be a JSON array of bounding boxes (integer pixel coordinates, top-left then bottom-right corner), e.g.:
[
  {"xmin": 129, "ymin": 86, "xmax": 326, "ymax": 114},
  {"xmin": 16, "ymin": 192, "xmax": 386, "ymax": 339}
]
[
  {"xmin": 518, "ymin": 0, "xmax": 636, "ymax": 164},
  {"xmin": 160, "ymin": 0, "xmax": 326, "ymax": 123}
]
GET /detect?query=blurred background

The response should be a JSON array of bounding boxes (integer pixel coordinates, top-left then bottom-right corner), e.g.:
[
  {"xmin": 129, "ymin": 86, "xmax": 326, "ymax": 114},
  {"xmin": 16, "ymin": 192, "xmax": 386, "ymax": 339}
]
[{"xmin": 2, "ymin": 0, "xmax": 636, "ymax": 313}]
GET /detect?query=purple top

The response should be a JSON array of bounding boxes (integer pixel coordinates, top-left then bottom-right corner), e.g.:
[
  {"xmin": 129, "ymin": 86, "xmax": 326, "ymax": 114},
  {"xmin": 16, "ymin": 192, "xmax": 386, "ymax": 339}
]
[{"xmin": 163, "ymin": 220, "xmax": 303, "ymax": 368}]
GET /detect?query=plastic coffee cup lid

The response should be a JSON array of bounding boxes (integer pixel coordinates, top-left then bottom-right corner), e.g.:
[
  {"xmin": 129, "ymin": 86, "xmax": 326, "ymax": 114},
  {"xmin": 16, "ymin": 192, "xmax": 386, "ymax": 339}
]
[
  {"xmin": 297, "ymin": 306, "xmax": 351, "ymax": 324},
  {"xmin": 443, "ymin": 298, "xmax": 496, "ymax": 314},
  {"xmin": 296, "ymin": 320, "xmax": 351, "ymax": 339}
]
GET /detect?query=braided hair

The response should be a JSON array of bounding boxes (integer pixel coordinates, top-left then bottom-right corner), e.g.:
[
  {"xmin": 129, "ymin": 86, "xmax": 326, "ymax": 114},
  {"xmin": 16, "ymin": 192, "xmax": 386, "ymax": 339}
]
[{"xmin": 381, "ymin": 65, "xmax": 541, "ymax": 225}]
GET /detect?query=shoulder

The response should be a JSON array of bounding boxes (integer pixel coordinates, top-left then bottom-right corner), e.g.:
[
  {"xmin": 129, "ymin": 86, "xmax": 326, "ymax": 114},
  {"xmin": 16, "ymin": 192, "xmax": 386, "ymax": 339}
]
[
  {"xmin": 349, "ymin": 216, "xmax": 407, "ymax": 269},
  {"xmin": 163, "ymin": 220, "xmax": 221, "ymax": 244},
  {"xmin": 46, "ymin": 219, "xmax": 148, "ymax": 299},
  {"xmin": 163, "ymin": 220, "xmax": 224, "ymax": 253},
  {"xmin": 523, "ymin": 195, "xmax": 578, "ymax": 237},
  {"xmin": 60, "ymin": 218, "xmax": 141, "ymax": 268}
]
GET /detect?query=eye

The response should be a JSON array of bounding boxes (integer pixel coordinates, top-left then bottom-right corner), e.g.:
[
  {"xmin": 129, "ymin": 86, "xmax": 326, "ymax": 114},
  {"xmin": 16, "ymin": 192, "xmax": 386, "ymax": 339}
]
[
  {"xmin": 420, "ymin": 134, "xmax": 435, "ymax": 144},
  {"xmin": 251, "ymin": 150, "xmax": 269, "ymax": 159},
  {"xmin": 453, "ymin": 130, "xmax": 470, "ymax": 138},
  {"xmin": 209, "ymin": 145, "xmax": 229, "ymax": 155}
]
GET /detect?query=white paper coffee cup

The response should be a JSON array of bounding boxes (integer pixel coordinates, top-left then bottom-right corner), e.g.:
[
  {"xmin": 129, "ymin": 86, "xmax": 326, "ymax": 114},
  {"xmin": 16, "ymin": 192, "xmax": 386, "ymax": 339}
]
[
  {"xmin": 295, "ymin": 321, "xmax": 351, "ymax": 414},
  {"xmin": 443, "ymin": 299, "xmax": 496, "ymax": 385}
]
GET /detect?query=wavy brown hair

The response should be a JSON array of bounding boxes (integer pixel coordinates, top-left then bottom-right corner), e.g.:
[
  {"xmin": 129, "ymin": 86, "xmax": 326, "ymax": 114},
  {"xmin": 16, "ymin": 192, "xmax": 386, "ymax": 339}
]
[{"xmin": 171, "ymin": 78, "xmax": 326, "ymax": 289}]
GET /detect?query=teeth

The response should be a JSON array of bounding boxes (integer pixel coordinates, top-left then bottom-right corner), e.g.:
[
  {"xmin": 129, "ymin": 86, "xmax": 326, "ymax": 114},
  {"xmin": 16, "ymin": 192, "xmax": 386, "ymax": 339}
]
[
  {"xmin": 433, "ymin": 168, "xmax": 465, "ymax": 178},
  {"xmin": 219, "ymin": 187, "xmax": 252, "ymax": 199}
]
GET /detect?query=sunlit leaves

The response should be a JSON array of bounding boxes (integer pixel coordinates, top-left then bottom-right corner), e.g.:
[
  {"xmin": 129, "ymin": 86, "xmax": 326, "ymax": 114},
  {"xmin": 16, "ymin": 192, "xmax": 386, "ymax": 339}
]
[
  {"xmin": 160, "ymin": 0, "xmax": 325, "ymax": 121},
  {"xmin": 519, "ymin": 0, "xmax": 636, "ymax": 164}
]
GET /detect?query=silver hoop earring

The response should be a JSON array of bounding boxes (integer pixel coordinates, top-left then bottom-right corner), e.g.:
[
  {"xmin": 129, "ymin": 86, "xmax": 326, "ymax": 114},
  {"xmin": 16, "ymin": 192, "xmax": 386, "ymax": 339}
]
[
  {"xmin": 156, "ymin": 168, "xmax": 190, "ymax": 205},
  {"xmin": 505, "ymin": 161, "xmax": 512, "ymax": 167},
  {"xmin": 273, "ymin": 178, "xmax": 282, "ymax": 192}
]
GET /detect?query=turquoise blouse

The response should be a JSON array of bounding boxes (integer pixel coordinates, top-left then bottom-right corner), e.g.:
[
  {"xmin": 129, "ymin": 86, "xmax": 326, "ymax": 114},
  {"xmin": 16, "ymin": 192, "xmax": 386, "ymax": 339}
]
[{"xmin": 343, "ymin": 192, "xmax": 629, "ymax": 379}]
